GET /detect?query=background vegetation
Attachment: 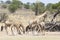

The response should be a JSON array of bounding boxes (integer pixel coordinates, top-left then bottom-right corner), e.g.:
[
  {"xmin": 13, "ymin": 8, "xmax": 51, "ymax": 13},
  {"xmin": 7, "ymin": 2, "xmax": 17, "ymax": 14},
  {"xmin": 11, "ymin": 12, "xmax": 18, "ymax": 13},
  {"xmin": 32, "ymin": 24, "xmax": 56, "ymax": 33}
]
[{"xmin": 0, "ymin": 0, "xmax": 60, "ymax": 15}]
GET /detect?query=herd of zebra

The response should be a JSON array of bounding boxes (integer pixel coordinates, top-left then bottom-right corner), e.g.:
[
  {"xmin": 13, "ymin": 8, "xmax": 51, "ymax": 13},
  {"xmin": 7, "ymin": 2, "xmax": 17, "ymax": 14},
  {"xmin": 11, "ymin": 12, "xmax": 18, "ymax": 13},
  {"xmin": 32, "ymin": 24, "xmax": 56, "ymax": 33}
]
[{"xmin": 0, "ymin": 11, "xmax": 60, "ymax": 35}]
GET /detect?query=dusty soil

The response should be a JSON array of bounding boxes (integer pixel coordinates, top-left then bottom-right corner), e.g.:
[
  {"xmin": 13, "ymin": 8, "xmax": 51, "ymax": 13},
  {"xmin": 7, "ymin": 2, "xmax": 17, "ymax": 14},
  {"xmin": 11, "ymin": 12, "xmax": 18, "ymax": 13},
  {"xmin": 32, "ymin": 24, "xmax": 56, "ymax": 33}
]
[{"xmin": 0, "ymin": 30, "xmax": 60, "ymax": 40}]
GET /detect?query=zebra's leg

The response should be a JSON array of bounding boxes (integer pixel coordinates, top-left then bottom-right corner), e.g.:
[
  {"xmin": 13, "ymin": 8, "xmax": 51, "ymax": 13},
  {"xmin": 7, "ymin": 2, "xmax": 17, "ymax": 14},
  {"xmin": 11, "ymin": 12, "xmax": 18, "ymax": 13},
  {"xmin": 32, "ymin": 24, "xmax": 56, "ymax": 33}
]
[
  {"xmin": 36, "ymin": 24, "xmax": 41, "ymax": 33},
  {"xmin": 5, "ymin": 26, "xmax": 8, "ymax": 35},
  {"xmin": 11, "ymin": 24, "xmax": 14, "ymax": 35},
  {"xmin": 16, "ymin": 26, "xmax": 21, "ymax": 35},
  {"xmin": 1, "ymin": 26, "xmax": 3, "ymax": 31},
  {"xmin": 18, "ymin": 29, "xmax": 21, "ymax": 35},
  {"xmin": 19, "ymin": 25, "xmax": 25, "ymax": 34},
  {"xmin": 42, "ymin": 26, "xmax": 45, "ymax": 35},
  {"xmin": 26, "ymin": 25, "xmax": 31, "ymax": 33},
  {"xmin": 37, "ymin": 24, "xmax": 45, "ymax": 35},
  {"xmin": 41, "ymin": 26, "xmax": 45, "ymax": 35}
]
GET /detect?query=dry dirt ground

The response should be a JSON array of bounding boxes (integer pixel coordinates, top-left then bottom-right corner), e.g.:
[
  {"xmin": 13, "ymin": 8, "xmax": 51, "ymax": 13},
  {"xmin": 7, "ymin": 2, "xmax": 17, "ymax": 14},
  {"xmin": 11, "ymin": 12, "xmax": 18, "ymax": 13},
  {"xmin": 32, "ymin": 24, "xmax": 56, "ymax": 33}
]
[{"xmin": 0, "ymin": 29, "xmax": 60, "ymax": 40}]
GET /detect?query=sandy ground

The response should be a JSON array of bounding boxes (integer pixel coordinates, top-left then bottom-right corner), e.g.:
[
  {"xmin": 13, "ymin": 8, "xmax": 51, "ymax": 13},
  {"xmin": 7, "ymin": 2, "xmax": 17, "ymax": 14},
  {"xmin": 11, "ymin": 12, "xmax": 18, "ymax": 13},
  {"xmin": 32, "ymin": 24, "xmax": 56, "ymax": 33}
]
[{"xmin": 0, "ymin": 29, "xmax": 60, "ymax": 40}]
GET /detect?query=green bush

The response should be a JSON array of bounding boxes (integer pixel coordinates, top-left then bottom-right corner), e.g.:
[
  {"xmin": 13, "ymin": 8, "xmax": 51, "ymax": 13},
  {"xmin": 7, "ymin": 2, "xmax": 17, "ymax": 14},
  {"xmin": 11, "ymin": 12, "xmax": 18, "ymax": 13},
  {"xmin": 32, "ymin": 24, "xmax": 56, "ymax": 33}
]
[
  {"xmin": 8, "ymin": 0, "xmax": 22, "ymax": 13},
  {"xmin": 2, "ymin": 4, "xmax": 7, "ymax": 8},
  {"xmin": 8, "ymin": 4, "xmax": 18, "ymax": 13}
]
